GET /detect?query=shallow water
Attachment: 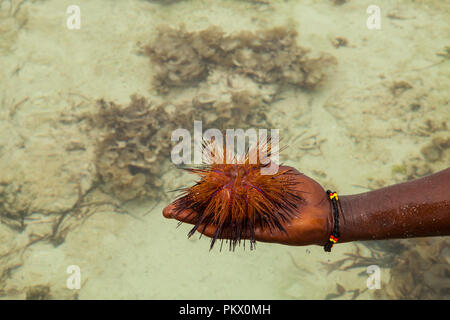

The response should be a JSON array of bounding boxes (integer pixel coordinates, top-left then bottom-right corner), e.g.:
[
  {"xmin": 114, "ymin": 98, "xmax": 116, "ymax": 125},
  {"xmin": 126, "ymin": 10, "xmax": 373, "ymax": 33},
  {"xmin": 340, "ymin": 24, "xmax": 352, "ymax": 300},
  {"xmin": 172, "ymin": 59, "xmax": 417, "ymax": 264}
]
[{"xmin": 0, "ymin": 0, "xmax": 449, "ymax": 299}]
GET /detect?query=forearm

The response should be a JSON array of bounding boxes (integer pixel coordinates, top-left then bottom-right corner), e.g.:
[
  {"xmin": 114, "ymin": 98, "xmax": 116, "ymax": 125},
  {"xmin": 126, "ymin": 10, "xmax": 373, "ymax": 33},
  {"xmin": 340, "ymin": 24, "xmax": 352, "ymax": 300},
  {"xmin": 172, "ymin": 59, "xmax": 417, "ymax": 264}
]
[{"xmin": 338, "ymin": 168, "xmax": 450, "ymax": 243}]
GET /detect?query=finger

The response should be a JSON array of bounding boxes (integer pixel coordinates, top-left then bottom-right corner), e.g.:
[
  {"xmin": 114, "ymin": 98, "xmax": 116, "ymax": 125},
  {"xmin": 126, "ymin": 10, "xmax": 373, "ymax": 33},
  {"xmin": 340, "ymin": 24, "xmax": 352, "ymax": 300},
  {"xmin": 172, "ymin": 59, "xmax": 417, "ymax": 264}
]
[
  {"xmin": 194, "ymin": 223, "xmax": 273, "ymax": 243},
  {"xmin": 163, "ymin": 203, "xmax": 199, "ymax": 224},
  {"xmin": 190, "ymin": 220, "xmax": 303, "ymax": 248},
  {"xmin": 194, "ymin": 224, "xmax": 216, "ymax": 238},
  {"xmin": 162, "ymin": 203, "xmax": 177, "ymax": 219}
]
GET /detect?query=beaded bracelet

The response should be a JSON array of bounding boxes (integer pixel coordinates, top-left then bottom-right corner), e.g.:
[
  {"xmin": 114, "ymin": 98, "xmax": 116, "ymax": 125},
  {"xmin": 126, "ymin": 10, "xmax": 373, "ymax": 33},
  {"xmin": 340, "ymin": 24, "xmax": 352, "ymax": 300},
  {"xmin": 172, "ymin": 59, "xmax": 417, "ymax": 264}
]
[{"xmin": 324, "ymin": 190, "xmax": 340, "ymax": 252}]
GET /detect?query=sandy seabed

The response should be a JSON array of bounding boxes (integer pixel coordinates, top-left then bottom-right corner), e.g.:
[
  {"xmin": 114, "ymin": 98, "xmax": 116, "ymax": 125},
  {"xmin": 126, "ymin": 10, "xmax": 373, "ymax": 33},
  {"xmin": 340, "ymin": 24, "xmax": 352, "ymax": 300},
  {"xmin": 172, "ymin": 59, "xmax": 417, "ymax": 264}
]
[{"xmin": 0, "ymin": 0, "xmax": 449, "ymax": 299}]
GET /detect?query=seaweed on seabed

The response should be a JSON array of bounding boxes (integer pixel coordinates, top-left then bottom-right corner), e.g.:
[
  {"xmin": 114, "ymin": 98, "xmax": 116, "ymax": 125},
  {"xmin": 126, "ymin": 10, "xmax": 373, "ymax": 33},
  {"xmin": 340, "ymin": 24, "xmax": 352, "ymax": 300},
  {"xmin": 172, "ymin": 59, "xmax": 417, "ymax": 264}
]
[
  {"xmin": 319, "ymin": 241, "xmax": 405, "ymax": 278},
  {"xmin": 144, "ymin": 25, "xmax": 336, "ymax": 93},
  {"xmin": 319, "ymin": 239, "xmax": 450, "ymax": 299},
  {"xmin": 88, "ymin": 95, "xmax": 192, "ymax": 201},
  {"xmin": 381, "ymin": 239, "xmax": 450, "ymax": 299},
  {"xmin": 89, "ymin": 92, "xmax": 271, "ymax": 201},
  {"xmin": 144, "ymin": 0, "xmax": 184, "ymax": 4},
  {"xmin": 25, "ymin": 285, "xmax": 51, "ymax": 300},
  {"xmin": 144, "ymin": 26, "xmax": 209, "ymax": 91}
]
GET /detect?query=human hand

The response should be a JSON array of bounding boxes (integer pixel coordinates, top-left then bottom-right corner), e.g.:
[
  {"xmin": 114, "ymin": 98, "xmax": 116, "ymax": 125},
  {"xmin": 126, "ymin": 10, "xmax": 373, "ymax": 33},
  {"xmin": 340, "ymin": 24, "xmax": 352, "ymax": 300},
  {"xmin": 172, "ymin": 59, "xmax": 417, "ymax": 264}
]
[{"xmin": 163, "ymin": 166, "xmax": 332, "ymax": 247}]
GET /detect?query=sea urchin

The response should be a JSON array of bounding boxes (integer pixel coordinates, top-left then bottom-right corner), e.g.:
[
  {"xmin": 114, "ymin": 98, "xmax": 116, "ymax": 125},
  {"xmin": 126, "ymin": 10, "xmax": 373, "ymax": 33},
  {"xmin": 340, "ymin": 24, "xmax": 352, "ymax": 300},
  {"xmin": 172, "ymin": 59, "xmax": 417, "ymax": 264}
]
[{"xmin": 172, "ymin": 136, "xmax": 304, "ymax": 250}]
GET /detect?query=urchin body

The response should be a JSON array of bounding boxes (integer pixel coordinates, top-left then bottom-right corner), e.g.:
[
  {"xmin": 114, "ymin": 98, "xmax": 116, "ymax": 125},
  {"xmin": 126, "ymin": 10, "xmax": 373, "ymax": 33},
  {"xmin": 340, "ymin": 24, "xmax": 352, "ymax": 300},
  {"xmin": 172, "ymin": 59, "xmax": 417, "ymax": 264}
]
[{"xmin": 173, "ymin": 152, "xmax": 303, "ymax": 250}]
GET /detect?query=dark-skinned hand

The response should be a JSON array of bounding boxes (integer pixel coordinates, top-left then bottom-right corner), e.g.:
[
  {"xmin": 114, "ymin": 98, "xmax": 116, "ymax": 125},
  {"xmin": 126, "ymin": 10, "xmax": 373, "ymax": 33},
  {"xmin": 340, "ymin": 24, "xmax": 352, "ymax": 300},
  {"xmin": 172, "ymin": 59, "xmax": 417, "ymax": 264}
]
[{"xmin": 163, "ymin": 166, "xmax": 333, "ymax": 247}]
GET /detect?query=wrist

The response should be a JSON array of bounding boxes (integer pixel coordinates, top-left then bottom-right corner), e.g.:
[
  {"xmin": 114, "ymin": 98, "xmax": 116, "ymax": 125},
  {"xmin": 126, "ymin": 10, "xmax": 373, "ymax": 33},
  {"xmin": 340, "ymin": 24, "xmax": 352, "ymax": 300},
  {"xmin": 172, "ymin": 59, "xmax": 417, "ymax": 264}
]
[{"xmin": 337, "ymin": 194, "xmax": 360, "ymax": 243}]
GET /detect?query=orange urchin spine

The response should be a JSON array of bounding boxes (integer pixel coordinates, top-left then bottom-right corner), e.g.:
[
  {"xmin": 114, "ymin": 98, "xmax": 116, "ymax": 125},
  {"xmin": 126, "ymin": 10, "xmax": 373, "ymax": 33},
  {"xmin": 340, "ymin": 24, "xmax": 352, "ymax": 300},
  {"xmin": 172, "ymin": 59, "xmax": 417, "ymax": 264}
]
[{"xmin": 172, "ymin": 138, "xmax": 304, "ymax": 250}]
